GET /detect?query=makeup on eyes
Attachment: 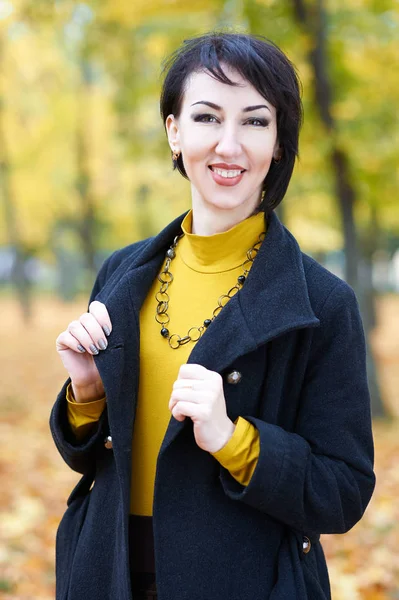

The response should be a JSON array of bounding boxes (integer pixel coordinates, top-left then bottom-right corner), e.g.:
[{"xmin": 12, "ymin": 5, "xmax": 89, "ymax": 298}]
[{"xmin": 191, "ymin": 113, "xmax": 270, "ymax": 127}]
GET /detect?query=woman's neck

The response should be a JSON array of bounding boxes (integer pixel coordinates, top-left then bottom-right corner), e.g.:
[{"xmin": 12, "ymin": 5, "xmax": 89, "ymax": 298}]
[{"xmin": 190, "ymin": 201, "xmax": 261, "ymax": 236}]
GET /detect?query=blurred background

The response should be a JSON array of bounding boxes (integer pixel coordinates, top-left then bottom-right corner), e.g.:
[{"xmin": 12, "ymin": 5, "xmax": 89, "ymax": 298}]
[{"xmin": 0, "ymin": 0, "xmax": 398, "ymax": 598}]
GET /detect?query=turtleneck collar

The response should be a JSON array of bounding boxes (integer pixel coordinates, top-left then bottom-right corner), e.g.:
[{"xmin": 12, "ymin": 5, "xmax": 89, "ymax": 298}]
[{"xmin": 177, "ymin": 208, "xmax": 267, "ymax": 274}]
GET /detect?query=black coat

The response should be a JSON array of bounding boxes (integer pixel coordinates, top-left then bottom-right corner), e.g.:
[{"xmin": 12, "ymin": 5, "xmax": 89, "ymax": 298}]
[{"xmin": 50, "ymin": 209, "xmax": 375, "ymax": 600}]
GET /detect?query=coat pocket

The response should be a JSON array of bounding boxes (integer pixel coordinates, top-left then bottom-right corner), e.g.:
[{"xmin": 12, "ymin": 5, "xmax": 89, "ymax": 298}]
[{"xmin": 55, "ymin": 471, "xmax": 94, "ymax": 600}]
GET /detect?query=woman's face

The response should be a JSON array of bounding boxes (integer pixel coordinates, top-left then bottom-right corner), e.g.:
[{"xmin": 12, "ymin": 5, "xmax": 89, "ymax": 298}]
[{"xmin": 166, "ymin": 64, "xmax": 280, "ymax": 217}]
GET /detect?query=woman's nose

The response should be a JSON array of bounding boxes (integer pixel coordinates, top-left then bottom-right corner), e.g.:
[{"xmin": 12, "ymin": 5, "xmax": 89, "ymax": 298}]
[{"xmin": 214, "ymin": 126, "xmax": 242, "ymax": 157}]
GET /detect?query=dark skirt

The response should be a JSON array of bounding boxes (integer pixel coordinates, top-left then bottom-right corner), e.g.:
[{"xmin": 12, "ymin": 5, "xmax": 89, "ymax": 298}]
[{"xmin": 129, "ymin": 515, "xmax": 157, "ymax": 599}]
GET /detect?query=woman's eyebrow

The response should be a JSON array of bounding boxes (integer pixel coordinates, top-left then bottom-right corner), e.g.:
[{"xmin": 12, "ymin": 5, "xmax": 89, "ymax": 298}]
[
  {"xmin": 243, "ymin": 104, "xmax": 271, "ymax": 113},
  {"xmin": 191, "ymin": 100, "xmax": 271, "ymax": 113}
]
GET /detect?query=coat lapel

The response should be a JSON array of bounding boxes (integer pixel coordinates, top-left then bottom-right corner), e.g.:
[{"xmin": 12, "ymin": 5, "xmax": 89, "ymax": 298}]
[{"xmin": 95, "ymin": 209, "xmax": 320, "ymax": 462}]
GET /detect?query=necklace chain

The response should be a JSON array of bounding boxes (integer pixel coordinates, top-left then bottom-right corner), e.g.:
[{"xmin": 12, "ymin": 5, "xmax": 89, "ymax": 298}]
[{"xmin": 155, "ymin": 230, "xmax": 266, "ymax": 349}]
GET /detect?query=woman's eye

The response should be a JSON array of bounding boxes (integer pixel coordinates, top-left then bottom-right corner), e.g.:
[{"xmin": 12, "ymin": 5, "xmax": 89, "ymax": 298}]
[
  {"xmin": 192, "ymin": 114, "xmax": 269, "ymax": 127},
  {"xmin": 246, "ymin": 118, "xmax": 269, "ymax": 127},
  {"xmin": 194, "ymin": 114, "xmax": 219, "ymax": 123}
]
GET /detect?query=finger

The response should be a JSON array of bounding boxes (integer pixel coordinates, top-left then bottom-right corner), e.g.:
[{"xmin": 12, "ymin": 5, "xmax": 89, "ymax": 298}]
[
  {"xmin": 178, "ymin": 363, "xmax": 210, "ymax": 380},
  {"xmin": 178, "ymin": 364, "xmax": 222, "ymax": 385},
  {"xmin": 56, "ymin": 330, "xmax": 88, "ymax": 354},
  {"xmin": 172, "ymin": 379, "xmax": 207, "ymax": 390},
  {"xmin": 89, "ymin": 301, "xmax": 112, "ymax": 337},
  {"xmin": 66, "ymin": 319, "xmax": 103, "ymax": 355},
  {"xmin": 172, "ymin": 412, "xmax": 186, "ymax": 422},
  {"xmin": 169, "ymin": 387, "xmax": 206, "ymax": 410},
  {"xmin": 171, "ymin": 401, "xmax": 210, "ymax": 422},
  {"xmin": 79, "ymin": 312, "xmax": 108, "ymax": 351}
]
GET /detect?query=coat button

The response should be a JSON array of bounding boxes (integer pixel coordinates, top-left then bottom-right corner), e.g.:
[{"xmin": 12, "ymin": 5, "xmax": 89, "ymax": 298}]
[
  {"xmin": 104, "ymin": 435, "xmax": 113, "ymax": 449},
  {"xmin": 226, "ymin": 370, "xmax": 242, "ymax": 384},
  {"xmin": 302, "ymin": 536, "xmax": 311, "ymax": 554}
]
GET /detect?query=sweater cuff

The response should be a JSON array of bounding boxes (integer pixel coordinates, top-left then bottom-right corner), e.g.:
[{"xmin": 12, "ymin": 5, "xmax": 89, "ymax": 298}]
[
  {"xmin": 210, "ymin": 417, "xmax": 260, "ymax": 487},
  {"xmin": 66, "ymin": 382, "xmax": 106, "ymax": 431},
  {"xmin": 211, "ymin": 416, "xmax": 250, "ymax": 461}
]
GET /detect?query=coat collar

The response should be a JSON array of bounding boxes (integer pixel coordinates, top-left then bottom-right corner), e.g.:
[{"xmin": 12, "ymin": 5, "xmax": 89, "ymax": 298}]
[
  {"xmin": 123, "ymin": 208, "xmax": 320, "ymax": 350},
  {"xmin": 96, "ymin": 209, "xmax": 320, "ymax": 458}
]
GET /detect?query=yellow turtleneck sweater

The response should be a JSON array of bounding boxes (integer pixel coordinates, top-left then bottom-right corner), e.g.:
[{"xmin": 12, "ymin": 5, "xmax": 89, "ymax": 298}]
[{"xmin": 67, "ymin": 208, "xmax": 264, "ymax": 515}]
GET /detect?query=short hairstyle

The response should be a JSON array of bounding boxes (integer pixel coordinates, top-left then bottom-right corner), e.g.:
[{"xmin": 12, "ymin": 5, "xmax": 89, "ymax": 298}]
[{"xmin": 160, "ymin": 31, "xmax": 303, "ymax": 215}]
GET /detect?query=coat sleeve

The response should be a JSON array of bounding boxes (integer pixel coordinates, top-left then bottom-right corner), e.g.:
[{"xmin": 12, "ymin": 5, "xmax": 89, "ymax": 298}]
[
  {"xmin": 218, "ymin": 282, "xmax": 376, "ymax": 535},
  {"xmin": 49, "ymin": 251, "xmax": 119, "ymax": 475}
]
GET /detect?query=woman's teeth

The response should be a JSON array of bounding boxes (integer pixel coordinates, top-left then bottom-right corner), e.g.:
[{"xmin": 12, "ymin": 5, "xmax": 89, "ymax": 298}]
[{"xmin": 210, "ymin": 166, "xmax": 243, "ymax": 178}]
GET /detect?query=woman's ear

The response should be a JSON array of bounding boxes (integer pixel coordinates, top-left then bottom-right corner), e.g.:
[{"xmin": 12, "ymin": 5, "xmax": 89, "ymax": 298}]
[{"xmin": 165, "ymin": 114, "xmax": 180, "ymax": 153}]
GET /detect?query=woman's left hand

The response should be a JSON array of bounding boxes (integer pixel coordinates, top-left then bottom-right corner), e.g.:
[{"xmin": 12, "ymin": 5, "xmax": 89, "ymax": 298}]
[{"xmin": 169, "ymin": 363, "xmax": 236, "ymax": 453}]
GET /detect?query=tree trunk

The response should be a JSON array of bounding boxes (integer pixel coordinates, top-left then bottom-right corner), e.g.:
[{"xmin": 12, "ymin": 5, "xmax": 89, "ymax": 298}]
[
  {"xmin": 331, "ymin": 149, "xmax": 358, "ymax": 288},
  {"xmin": 75, "ymin": 56, "xmax": 97, "ymax": 281},
  {"xmin": 291, "ymin": 0, "xmax": 386, "ymax": 417}
]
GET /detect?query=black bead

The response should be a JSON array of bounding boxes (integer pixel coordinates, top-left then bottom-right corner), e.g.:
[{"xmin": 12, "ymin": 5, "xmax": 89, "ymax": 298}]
[
  {"xmin": 161, "ymin": 328, "xmax": 169, "ymax": 337},
  {"xmin": 204, "ymin": 319, "xmax": 212, "ymax": 328},
  {"xmin": 238, "ymin": 275, "xmax": 246, "ymax": 284}
]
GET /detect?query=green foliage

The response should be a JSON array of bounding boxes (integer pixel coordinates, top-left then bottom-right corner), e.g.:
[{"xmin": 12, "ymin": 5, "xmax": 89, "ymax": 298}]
[{"xmin": 0, "ymin": 0, "xmax": 397, "ymax": 257}]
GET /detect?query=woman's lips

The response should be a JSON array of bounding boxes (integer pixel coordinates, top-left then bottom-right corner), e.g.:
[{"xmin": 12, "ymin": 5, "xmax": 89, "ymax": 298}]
[{"xmin": 208, "ymin": 166, "xmax": 245, "ymax": 187}]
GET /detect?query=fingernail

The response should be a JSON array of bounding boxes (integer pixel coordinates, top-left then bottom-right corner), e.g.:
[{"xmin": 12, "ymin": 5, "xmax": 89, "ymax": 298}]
[
  {"xmin": 98, "ymin": 338, "xmax": 107, "ymax": 350},
  {"xmin": 77, "ymin": 344, "xmax": 86, "ymax": 353},
  {"xmin": 103, "ymin": 325, "xmax": 111, "ymax": 337},
  {"xmin": 90, "ymin": 344, "xmax": 99, "ymax": 355}
]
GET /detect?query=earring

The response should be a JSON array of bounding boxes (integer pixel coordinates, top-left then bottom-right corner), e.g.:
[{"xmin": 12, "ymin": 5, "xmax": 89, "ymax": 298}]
[{"xmin": 172, "ymin": 149, "xmax": 180, "ymax": 161}]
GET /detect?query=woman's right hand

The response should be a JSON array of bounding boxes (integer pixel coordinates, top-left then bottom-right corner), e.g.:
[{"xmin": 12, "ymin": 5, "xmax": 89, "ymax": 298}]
[{"xmin": 56, "ymin": 301, "xmax": 112, "ymax": 403}]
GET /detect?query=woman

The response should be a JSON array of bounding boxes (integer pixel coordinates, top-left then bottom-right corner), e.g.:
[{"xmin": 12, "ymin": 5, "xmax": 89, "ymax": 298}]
[{"xmin": 51, "ymin": 32, "xmax": 375, "ymax": 600}]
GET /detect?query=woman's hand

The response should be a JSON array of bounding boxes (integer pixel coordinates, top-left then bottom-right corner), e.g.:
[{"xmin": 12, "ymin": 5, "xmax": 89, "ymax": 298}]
[
  {"xmin": 56, "ymin": 301, "xmax": 112, "ymax": 402},
  {"xmin": 169, "ymin": 363, "xmax": 236, "ymax": 453}
]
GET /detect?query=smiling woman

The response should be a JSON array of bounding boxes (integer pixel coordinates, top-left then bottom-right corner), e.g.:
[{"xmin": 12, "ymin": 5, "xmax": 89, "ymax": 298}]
[
  {"xmin": 160, "ymin": 32, "xmax": 301, "ymax": 235},
  {"xmin": 51, "ymin": 31, "xmax": 375, "ymax": 600},
  {"xmin": 167, "ymin": 81, "xmax": 278, "ymax": 206}
]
